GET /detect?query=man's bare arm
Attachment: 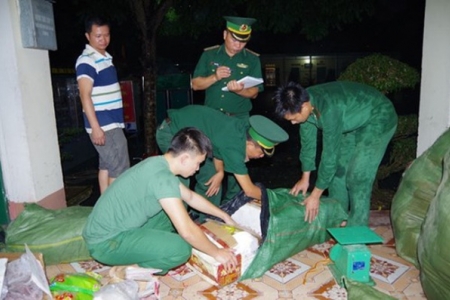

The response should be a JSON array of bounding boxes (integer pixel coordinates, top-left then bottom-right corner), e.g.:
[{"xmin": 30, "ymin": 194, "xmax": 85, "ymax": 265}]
[
  {"xmin": 78, "ymin": 77, "xmax": 105, "ymax": 145},
  {"xmin": 234, "ymin": 174, "xmax": 261, "ymax": 200}
]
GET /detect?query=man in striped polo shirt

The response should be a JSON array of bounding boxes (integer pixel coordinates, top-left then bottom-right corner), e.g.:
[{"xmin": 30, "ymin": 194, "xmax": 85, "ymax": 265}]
[{"xmin": 76, "ymin": 16, "xmax": 129, "ymax": 194}]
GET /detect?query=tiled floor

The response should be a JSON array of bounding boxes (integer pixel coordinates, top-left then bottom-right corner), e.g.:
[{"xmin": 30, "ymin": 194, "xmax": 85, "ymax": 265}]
[{"xmin": 45, "ymin": 211, "xmax": 426, "ymax": 299}]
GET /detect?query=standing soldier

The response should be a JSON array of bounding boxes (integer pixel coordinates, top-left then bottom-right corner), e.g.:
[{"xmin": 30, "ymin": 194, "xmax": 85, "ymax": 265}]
[
  {"xmin": 191, "ymin": 16, "xmax": 264, "ymax": 202},
  {"xmin": 273, "ymin": 81, "xmax": 397, "ymax": 226},
  {"xmin": 191, "ymin": 16, "xmax": 263, "ymax": 120}
]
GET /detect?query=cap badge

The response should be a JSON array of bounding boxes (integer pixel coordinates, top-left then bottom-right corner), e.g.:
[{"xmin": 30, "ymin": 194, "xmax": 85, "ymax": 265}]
[{"xmin": 239, "ymin": 24, "xmax": 248, "ymax": 32}]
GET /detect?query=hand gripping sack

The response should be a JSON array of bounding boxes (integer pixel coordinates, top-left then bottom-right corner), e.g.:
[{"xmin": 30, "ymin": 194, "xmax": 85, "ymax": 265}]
[
  {"xmin": 210, "ymin": 184, "xmax": 347, "ymax": 281},
  {"xmin": 241, "ymin": 188, "xmax": 347, "ymax": 280}
]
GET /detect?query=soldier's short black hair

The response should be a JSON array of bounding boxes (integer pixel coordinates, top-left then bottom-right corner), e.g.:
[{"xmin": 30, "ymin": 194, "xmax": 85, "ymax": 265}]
[
  {"xmin": 169, "ymin": 127, "xmax": 212, "ymax": 158},
  {"xmin": 273, "ymin": 82, "xmax": 310, "ymax": 118}
]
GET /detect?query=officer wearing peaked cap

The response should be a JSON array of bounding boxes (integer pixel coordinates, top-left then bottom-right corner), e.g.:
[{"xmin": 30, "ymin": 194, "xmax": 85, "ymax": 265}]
[
  {"xmin": 248, "ymin": 115, "xmax": 288, "ymax": 156},
  {"xmin": 156, "ymin": 105, "xmax": 288, "ymax": 221},
  {"xmin": 191, "ymin": 16, "xmax": 263, "ymax": 120},
  {"xmin": 223, "ymin": 16, "xmax": 256, "ymax": 42}
]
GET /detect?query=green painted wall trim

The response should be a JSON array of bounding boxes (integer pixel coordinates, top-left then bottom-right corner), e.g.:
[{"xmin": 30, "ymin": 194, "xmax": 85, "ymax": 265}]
[{"xmin": 0, "ymin": 162, "xmax": 10, "ymax": 224}]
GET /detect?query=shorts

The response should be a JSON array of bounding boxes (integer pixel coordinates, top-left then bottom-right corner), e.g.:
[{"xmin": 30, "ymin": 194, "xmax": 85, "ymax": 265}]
[{"xmin": 92, "ymin": 128, "xmax": 130, "ymax": 178}]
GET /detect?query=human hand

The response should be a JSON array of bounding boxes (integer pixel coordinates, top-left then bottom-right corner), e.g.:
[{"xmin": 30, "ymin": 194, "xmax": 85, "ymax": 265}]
[
  {"xmin": 215, "ymin": 66, "xmax": 232, "ymax": 80},
  {"xmin": 226, "ymin": 80, "xmax": 244, "ymax": 93},
  {"xmin": 301, "ymin": 194, "xmax": 320, "ymax": 223},
  {"xmin": 205, "ymin": 172, "xmax": 224, "ymax": 197},
  {"xmin": 222, "ymin": 215, "xmax": 238, "ymax": 227},
  {"xmin": 213, "ymin": 248, "xmax": 238, "ymax": 272},
  {"xmin": 289, "ymin": 177, "xmax": 309, "ymax": 196},
  {"xmin": 90, "ymin": 128, "xmax": 105, "ymax": 146}
]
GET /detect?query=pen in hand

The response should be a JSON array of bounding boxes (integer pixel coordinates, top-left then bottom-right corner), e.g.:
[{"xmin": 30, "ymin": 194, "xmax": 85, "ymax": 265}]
[
  {"xmin": 213, "ymin": 62, "xmax": 232, "ymax": 72},
  {"xmin": 213, "ymin": 64, "xmax": 232, "ymax": 81}
]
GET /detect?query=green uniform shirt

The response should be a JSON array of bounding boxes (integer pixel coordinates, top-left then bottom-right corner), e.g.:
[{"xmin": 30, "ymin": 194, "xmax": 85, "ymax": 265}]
[
  {"xmin": 300, "ymin": 81, "xmax": 396, "ymax": 190},
  {"xmin": 168, "ymin": 105, "xmax": 248, "ymax": 175},
  {"xmin": 83, "ymin": 156, "xmax": 181, "ymax": 244},
  {"xmin": 193, "ymin": 45, "xmax": 264, "ymax": 116}
]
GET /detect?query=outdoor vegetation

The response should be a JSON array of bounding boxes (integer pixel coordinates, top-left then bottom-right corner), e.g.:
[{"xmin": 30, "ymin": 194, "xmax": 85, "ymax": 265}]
[{"xmin": 338, "ymin": 54, "xmax": 420, "ymax": 208}]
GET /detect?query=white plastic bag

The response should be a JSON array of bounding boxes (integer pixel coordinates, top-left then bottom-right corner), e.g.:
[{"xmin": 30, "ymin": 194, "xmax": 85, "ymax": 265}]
[{"xmin": 94, "ymin": 280, "xmax": 139, "ymax": 300}]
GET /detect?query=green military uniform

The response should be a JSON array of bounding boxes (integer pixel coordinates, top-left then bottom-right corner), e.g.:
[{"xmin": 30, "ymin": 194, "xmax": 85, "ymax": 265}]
[
  {"xmin": 82, "ymin": 156, "xmax": 191, "ymax": 274},
  {"xmin": 193, "ymin": 16, "xmax": 263, "ymax": 119},
  {"xmin": 193, "ymin": 16, "xmax": 264, "ymax": 200},
  {"xmin": 156, "ymin": 105, "xmax": 288, "ymax": 219},
  {"xmin": 193, "ymin": 45, "xmax": 263, "ymax": 119},
  {"xmin": 300, "ymin": 81, "xmax": 398, "ymax": 226}
]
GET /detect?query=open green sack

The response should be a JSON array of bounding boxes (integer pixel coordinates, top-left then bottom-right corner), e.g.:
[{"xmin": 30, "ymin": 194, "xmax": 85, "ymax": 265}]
[
  {"xmin": 417, "ymin": 148, "xmax": 450, "ymax": 299},
  {"xmin": 240, "ymin": 188, "xmax": 347, "ymax": 280},
  {"xmin": 4, "ymin": 204, "xmax": 92, "ymax": 265},
  {"xmin": 391, "ymin": 128, "xmax": 450, "ymax": 266}
]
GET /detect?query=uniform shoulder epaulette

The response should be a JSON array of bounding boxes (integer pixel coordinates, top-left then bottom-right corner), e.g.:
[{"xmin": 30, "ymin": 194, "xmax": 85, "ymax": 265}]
[
  {"xmin": 203, "ymin": 45, "xmax": 220, "ymax": 51},
  {"xmin": 245, "ymin": 48, "xmax": 260, "ymax": 56}
]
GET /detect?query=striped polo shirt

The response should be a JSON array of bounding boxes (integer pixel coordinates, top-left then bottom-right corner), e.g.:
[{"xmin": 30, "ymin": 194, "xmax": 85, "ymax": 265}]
[{"xmin": 75, "ymin": 44, "xmax": 124, "ymax": 133}]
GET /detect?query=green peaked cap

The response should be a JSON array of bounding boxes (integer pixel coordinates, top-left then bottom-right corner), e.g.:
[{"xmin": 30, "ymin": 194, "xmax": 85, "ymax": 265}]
[
  {"xmin": 248, "ymin": 115, "xmax": 289, "ymax": 156},
  {"xmin": 224, "ymin": 16, "xmax": 257, "ymax": 42}
]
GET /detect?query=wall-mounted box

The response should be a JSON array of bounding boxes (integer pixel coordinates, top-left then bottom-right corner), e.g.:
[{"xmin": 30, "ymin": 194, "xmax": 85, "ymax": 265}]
[{"xmin": 19, "ymin": 0, "xmax": 57, "ymax": 51}]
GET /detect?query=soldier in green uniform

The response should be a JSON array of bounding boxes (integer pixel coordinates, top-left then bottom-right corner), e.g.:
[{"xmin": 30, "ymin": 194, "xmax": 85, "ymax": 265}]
[
  {"xmin": 191, "ymin": 16, "xmax": 264, "ymax": 202},
  {"xmin": 156, "ymin": 105, "xmax": 288, "ymax": 221},
  {"xmin": 191, "ymin": 16, "xmax": 263, "ymax": 120},
  {"xmin": 273, "ymin": 81, "xmax": 398, "ymax": 227},
  {"xmin": 83, "ymin": 128, "xmax": 238, "ymax": 274}
]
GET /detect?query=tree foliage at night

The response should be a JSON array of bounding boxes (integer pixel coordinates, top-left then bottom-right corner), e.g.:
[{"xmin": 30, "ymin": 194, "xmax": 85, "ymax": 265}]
[{"xmin": 54, "ymin": 0, "xmax": 376, "ymax": 155}]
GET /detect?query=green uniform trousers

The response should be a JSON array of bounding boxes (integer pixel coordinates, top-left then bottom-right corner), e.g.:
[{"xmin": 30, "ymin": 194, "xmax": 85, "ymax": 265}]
[
  {"xmin": 327, "ymin": 104, "xmax": 397, "ymax": 226},
  {"xmin": 86, "ymin": 210, "xmax": 191, "ymax": 274},
  {"xmin": 219, "ymin": 112, "xmax": 248, "ymax": 204},
  {"xmin": 222, "ymin": 174, "xmax": 241, "ymax": 204}
]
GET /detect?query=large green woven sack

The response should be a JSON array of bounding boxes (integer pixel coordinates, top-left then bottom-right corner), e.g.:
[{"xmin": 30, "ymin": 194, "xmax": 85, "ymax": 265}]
[
  {"xmin": 417, "ymin": 148, "xmax": 450, "ymax": 299},
  {"xmin": 391, "ymin": 129, "xmax": 450, "ymax": 266},
  {"xmin": 241, "ymin": 188, "xmax": 347, "ymax": 280},
  {"xmin": 4, "ymin": 204, "xmax": 92, "ymax": 265},
  {"xmin": 344, "ymin": 278, "xmax": 396, "ymax": 300}
]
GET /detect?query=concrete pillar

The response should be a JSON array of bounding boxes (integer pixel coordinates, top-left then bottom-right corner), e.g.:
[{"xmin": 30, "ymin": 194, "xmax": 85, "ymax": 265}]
[
  {"xmin": 0, "ymin": 0, "xmax": 66, "ymax": 220},
  {"xmin": 417, "ymin": 0, "xmax": 450, "ymax": 155}
]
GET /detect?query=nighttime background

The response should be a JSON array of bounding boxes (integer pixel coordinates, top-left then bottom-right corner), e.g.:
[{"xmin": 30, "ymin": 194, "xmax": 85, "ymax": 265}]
[
  {"xmin": 49, "ymin": 0, "xmax": 425, "ymax": 76},
  {"xmin": 52, "ymin": 0, "xmax": 426, "ymax": 208}
]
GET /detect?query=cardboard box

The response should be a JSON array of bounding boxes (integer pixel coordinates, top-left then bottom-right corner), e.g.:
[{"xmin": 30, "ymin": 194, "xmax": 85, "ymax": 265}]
[
  {"xmin": 0, "ymin": 252, "xmax": 50, "ymax": 300},
  {"xmin": 0, "ymin": 252, "xmax": 45, "ymax": 267},
  {"xmin": 187, "ymin": 221, "xmax": 243, "ymax": 287}
]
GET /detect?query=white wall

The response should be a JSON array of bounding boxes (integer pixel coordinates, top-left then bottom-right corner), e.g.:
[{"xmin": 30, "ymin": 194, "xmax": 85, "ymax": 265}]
[
  {"xmin": 417, "ymin": 0, "xmax": 450, "ymax": 156},
  {"xmin": 0, "ymin": 0, "xmax": 64, "ymax": 205}
]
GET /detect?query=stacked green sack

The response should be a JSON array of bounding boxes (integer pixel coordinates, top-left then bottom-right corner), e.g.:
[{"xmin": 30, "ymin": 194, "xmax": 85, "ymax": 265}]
[
  {"xmin": 417, "ymin": 148, "xmax": 450, "ymax": 299},
  {"xmin": 391, "ymin": 129, "xmax": 450, "ymax": 266},
  {"xmin": 241, "ymin": 188, "xmax": 347, "ymax": 280},
  {"xmin": 343, "ymin": 278, "xmax": 396, "ymax": 300},
  {"xmin": 4, "ymin": 204, "xmax": 92, "ymax": 265}
]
